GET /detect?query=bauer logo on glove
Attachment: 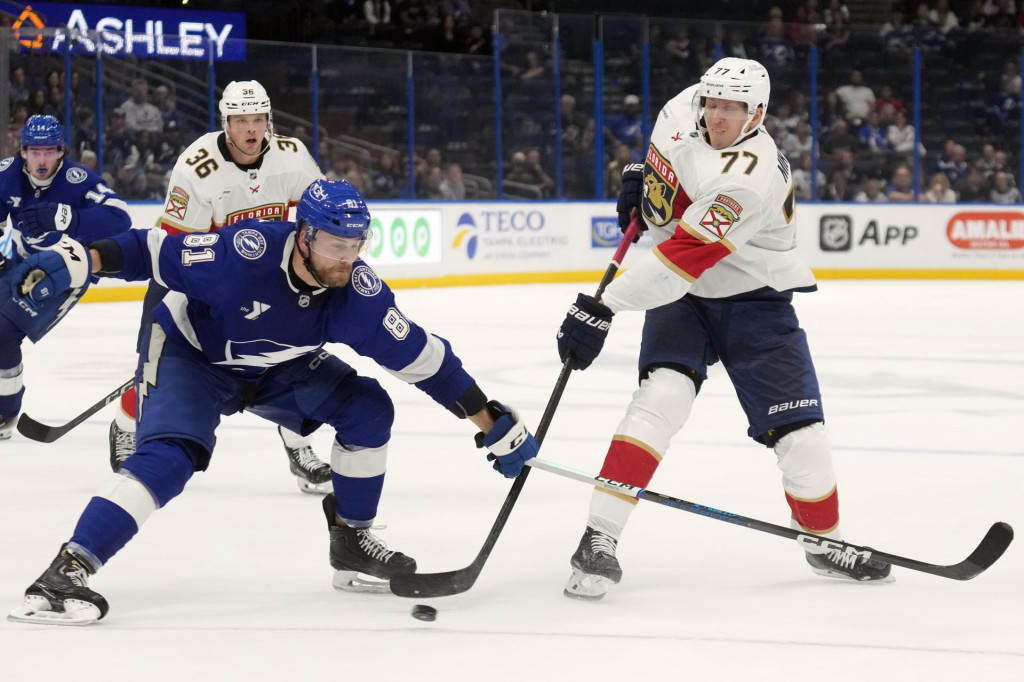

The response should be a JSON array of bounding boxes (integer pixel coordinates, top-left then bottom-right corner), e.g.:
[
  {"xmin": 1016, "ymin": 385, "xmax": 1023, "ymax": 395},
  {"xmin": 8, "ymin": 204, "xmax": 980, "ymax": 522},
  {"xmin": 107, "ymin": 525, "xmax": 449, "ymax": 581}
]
[{"xmin": 557, "ymin": 293, "xmax": 614, "ymax": 370}]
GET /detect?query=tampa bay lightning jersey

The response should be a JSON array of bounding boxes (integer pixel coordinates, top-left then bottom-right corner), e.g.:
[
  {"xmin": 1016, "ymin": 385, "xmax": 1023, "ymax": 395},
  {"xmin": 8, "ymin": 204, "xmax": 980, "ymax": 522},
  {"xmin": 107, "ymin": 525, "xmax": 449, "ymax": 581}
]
[
  {"xmin": 0, "ymin": 156, "xmax": 131, "ymax": 261},
  {"xmin": 109, "ymin": 220, "xmax": 475, "ymax": 408}
]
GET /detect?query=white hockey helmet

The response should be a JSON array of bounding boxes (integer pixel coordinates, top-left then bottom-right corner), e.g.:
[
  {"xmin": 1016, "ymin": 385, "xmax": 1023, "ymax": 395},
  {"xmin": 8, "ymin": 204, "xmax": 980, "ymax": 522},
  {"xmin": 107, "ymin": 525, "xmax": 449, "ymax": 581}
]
[
  {"xmin": 219, "ymin": 80, "xmax": 274, "ymax": 134},
  {"xmin": 694, "ymin": 58, "xmax": 770, "ymax": 148}
]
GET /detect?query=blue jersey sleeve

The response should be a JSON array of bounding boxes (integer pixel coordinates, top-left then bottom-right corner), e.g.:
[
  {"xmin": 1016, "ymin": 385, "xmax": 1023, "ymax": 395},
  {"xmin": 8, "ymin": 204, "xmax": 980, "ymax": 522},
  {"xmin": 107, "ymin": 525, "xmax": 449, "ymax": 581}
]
[
  {"xmin": 0, "ymin": 157, "xmax": 19, "ymax": 226},
  {"xmin": 328, "ymin": 265, "xmax": 476, "ymax": 410},
  {"xmin": 109, "ymin": 228, "xmax": 230, "ymax": 306},
  {"xmin": 70, "ymin": 176, "xmax": 131, "ymax": 243}
]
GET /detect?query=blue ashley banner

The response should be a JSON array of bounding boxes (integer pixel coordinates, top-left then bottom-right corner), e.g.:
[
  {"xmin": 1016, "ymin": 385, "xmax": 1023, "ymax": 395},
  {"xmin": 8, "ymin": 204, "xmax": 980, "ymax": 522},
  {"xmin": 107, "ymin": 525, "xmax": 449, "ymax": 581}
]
[{"xmin": 12, "ymin": 2, "xmax": 246, "ymax": 61}]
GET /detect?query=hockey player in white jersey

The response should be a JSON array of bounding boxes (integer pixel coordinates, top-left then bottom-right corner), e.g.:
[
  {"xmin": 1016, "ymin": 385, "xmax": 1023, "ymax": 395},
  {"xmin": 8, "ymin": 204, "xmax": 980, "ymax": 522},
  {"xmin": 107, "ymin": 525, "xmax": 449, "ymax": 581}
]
[
  {"xmin": 556, "ymin": 58, "xmax": 892, "ymax": 600},
  {"xmin": 109, "ymin": 80, "xmax": 333, "ymax": 493}
]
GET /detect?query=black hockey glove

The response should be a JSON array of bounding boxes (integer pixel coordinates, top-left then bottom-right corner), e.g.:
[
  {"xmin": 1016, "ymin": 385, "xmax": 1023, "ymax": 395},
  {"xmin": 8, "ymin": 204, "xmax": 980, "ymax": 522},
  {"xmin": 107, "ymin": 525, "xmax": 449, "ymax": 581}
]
[
  {"xmin": 557, "ymin": 293, "xmax": 614, "ymax": 371},
  {"xmin": 615, "ymin": 162, "xmax": 646, "ymax": 242}
]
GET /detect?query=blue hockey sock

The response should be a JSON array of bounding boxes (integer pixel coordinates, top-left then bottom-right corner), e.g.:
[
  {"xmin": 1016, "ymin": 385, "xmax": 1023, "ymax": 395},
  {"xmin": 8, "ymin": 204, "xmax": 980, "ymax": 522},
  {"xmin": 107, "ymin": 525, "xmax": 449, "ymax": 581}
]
[{"xmin": 69, "ymin": 497, "xmax": 141, "ymax": 567}]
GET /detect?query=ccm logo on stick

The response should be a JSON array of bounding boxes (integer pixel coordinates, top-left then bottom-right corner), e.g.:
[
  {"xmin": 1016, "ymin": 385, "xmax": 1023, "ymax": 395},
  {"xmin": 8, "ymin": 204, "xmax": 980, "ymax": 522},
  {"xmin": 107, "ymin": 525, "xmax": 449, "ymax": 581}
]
[{"xmin": 768, "ymin": 399, "xmax": 818, "ymax": 414}]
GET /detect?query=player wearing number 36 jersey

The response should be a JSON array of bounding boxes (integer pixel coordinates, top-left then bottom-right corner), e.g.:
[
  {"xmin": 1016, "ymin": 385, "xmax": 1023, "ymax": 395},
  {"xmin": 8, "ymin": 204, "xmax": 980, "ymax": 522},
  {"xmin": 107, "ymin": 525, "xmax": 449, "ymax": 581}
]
[
  {"xmin": 159, "ymin": 116, "xmax": 321, "ymax": 235},
  {"xmin": 556, "ymin": 58, "xmax": 892, "ymax": 600},
  {"xmin": 110, "ymin": 80, "xmax": 329, "ymax": 493}
]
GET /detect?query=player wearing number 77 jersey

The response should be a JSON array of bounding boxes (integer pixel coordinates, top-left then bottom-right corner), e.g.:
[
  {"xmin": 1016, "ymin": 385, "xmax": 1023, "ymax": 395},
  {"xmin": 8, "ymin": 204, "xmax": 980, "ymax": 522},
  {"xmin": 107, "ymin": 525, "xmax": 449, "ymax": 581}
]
[
  {"xmin": 556, "ymin": 58, "xmax": 892, "ymax": 600},
  {"xmin": 109, "ymin": 80, "xmax": 331, "ymax": 494}
]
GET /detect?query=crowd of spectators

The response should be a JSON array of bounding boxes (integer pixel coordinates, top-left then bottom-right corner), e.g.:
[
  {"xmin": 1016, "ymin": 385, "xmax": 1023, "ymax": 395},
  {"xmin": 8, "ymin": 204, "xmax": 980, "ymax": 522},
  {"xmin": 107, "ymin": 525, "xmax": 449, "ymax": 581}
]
[
  {"xmin": 5, "ymin": 1, "xmax": 1024, "ymax": 203},
  {"xmin": 5, "ymin": 59, "xmax": 190, "ymax": 200}
]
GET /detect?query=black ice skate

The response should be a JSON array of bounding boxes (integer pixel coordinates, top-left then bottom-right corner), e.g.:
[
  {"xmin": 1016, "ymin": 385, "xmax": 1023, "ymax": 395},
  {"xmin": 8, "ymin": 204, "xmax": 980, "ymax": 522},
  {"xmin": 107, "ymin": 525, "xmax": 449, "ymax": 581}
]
[
  {"xmin": 8, "ymin": 544, "xmax": 109, "ymax": 626},
  {"xmin": 322, "ymin": 493, "xmax": 416, "ymax": 593},
  {"xmin": 0, "ymin": 414, "xmax": 17, "ymax": 441},
  {"xmin": 108, "ymin": 419, "xmax": 136, "ymax": 472},
  {"xmin": 279, "ymin": 426, "xmax": 331, "ymax": 494},
  {"xmin": 806, "ymin": 547, "xmax": 894, "ymax": 582},
  {"xmin": 564, "ymin": 526, "xmax": 623, "ymax": 601}
]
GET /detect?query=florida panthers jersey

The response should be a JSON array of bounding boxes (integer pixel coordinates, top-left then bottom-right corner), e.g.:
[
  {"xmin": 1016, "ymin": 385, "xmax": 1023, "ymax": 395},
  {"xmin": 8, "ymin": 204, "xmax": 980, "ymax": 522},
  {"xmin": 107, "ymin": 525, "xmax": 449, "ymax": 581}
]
[
  {"xmin": 160, "ymin": 132, "xmax": 322, "ymax": 235},
  {"xmin": 602, "ymin": 84, "xmax": 816, "ymax": 313},
  {"xmin": 0, "ymin": 156, "xmax": 131, "ymax": 262},
  {"xmin": 109, "ymin": 220, "xmax": 475, "ymax": 408}
]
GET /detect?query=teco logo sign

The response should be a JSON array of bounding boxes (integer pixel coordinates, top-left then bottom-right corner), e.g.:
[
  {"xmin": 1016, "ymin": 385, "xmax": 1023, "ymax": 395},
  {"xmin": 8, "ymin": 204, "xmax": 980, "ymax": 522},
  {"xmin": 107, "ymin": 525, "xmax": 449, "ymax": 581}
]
[{"xmin": 947, "ymin": 212, "xmax": 1024, "ymax": 250}]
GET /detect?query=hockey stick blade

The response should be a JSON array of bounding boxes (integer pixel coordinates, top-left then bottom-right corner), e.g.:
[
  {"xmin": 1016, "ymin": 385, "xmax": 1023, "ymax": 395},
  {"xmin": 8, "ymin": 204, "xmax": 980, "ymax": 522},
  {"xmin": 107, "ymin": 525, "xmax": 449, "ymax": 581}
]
[
  {"xmin": 527, "ymin": 458, "xmax": 1015, "ymax": 581},
  {"xmin": 17, "ymin": 378, "xmax": 134, "ymax": 444},
  {"xmin": 390, "ymin": 218, "xmax": 642, "ymax": 599}
]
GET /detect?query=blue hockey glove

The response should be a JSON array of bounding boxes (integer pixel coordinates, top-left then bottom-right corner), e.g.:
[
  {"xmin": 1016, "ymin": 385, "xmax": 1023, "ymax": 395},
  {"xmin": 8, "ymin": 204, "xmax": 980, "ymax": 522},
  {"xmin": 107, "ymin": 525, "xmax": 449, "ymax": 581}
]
[
  {"xmin": 11, "ymin": 252, "xmax": 72, "ymax": 312},
  {"xmin": 475, "ymin": 401, "xmax": 539, "ymax": 478},
  {"xmin": 557, "ymin": 293, "xmax": 613, "ymax": 371},
  {"xmin": 10, "ymin": 238, "xmax": 91, "ymax": 313},
  {"xmin": 15, "ymin": 203, "xmax": 78, "ymax": 240},
  {"xmin": 615, "ymin": 163, "xmax": 646, "ymax": 242}
]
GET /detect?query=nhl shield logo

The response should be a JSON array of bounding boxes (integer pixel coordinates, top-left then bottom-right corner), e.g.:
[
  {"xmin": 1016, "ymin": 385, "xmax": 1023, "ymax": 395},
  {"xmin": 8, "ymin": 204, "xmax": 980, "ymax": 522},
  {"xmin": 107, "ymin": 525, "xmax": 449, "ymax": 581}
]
[{"xmin": 820, "ymin": 215, "xmax": 853, "ymax": 251}]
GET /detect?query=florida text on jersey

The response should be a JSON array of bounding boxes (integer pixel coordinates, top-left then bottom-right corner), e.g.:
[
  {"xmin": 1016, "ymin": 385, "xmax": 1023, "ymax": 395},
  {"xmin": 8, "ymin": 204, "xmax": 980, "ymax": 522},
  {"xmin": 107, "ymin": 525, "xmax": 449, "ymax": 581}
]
[{"xmin": 160, "ymin": 132, "xmax": 322, "ymax": 235}]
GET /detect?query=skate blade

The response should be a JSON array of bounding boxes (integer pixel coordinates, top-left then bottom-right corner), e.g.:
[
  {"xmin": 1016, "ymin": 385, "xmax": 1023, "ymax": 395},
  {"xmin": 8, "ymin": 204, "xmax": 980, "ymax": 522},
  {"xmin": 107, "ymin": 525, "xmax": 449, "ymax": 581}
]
[
  {"xmin": 295, "ymin": 477, "xmax": 331, "ymax": 495},
  {"xmin": 332, "ymin": 570, "xmax": 391, "ymax": 594},
  {"xmin": 563, "ymin": 568, "xmax": 612, "ymax": 601},
  {"xmin": 809, "ymin": 566, "xmax": 896, "ymax": 584},
  {"xmin": 7, "ymin": 595, "xmax": 102, "ymax": 626}
]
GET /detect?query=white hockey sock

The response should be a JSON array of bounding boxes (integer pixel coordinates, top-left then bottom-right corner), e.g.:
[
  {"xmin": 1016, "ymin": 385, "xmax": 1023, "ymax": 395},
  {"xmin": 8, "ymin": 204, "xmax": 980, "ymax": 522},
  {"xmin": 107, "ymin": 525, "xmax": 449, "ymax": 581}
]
[
  {"xmin": 587, "ymin": 489, "xmax": 638, "ymax": 540},
  {"xmin": 114, "ymin": 408, "xmax": 136, "ymax": 432},
  {"xmin": 586, "ymin": 368, "xmax": 697, "ymax": 540}
]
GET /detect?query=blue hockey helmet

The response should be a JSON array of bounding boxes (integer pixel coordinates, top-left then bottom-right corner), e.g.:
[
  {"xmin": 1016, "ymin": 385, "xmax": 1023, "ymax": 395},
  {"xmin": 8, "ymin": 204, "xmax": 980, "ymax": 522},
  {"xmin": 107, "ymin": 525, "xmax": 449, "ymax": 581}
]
[
  {"xmin": 21, "ymin": 114, "xmax": 65, "ymax": 150},
  {"xmin": 297, "ymin": 179, "xmax": 372, "ymax": 261}
]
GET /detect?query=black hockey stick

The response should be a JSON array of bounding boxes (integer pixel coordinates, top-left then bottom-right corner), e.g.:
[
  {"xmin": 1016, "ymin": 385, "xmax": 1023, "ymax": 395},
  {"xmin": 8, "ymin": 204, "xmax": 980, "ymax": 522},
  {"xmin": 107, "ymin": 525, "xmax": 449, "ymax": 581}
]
[
  {"xmin": 390, "ymin": 217, "xmax": 642, "ymax": 598},
  {"xmin": 527, "ymin": 457, "xmax": 1014, "ymax": 580},
  {"xmin": 17, "ymin": 377, "xmax": 134, "ymax": 443}
]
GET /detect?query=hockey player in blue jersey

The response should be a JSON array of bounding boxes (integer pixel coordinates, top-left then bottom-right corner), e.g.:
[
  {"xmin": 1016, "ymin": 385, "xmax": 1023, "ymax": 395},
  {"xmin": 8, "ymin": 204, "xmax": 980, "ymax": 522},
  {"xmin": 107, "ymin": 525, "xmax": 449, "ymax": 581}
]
[
  {"xmin": 0, "ymin": 115, "xmax": 131, "ymax": 438},
  {"xmin": 7, "ymin": 178, "xmax": 539, "ymax": 625}
]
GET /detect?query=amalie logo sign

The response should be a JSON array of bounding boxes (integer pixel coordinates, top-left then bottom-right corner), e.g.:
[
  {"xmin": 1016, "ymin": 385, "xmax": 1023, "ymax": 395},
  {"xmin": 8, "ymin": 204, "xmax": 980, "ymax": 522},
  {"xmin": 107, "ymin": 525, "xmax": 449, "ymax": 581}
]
[{"xmin": 946, "ymin": 212, "xmax": 1024, "ymax": 250}]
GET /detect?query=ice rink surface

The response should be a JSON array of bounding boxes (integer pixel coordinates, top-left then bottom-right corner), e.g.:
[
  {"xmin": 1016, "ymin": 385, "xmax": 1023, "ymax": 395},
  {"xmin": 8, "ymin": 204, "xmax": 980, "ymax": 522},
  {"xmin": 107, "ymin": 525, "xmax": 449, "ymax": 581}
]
[{"xmin": 0, "ymin": 280, "xmax": 1021, "ymax": 681}]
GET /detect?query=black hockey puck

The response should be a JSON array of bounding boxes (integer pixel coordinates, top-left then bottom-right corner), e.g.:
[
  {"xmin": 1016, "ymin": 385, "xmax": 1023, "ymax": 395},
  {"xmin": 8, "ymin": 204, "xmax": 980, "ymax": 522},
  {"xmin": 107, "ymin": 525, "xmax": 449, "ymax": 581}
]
[{"xmin": 411, "ymin": 604, "xmax": 437, "ymax": 622}]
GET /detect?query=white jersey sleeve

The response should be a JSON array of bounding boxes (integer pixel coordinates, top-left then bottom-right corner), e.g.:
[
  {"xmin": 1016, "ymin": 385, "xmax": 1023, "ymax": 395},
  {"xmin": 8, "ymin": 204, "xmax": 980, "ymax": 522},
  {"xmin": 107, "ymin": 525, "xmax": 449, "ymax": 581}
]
[
  {"xmin": 602, "ymin": 85, "xmax": 815, "ymax": 313},
  {"xmin": 160, "ymin": 132, "xmax": 223, "ymax": 234}
]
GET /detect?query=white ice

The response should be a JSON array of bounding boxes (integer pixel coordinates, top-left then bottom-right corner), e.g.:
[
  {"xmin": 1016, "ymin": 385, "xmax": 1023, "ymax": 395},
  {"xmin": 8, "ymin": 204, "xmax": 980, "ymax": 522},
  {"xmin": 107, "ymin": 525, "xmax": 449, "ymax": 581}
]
[{"xmin": 1, "ymin": 280, "xmax": 1022, "ymax": 681}]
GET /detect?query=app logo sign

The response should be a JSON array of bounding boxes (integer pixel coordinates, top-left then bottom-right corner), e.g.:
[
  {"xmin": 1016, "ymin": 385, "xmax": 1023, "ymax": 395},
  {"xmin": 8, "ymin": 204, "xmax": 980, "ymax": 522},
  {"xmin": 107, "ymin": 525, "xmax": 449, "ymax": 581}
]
[
  {"xmin": 947, "ymin": 212, "xmax": 1024, "ymax": 250},
  {"xmin": 591, "ymin": 217, "xmax": 621, "ymax": 248},
  {"xmin": 820, "ymin": 215, "xmax": 852, "ymax": 251}
]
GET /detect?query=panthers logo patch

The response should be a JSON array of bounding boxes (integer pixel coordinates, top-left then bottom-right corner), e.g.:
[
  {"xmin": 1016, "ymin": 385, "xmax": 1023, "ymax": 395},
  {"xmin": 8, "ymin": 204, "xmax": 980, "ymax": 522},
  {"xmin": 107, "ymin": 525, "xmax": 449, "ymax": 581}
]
[{"xmin": 641, "ymin": 145, "xmax": 679, "ymax": 227}]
